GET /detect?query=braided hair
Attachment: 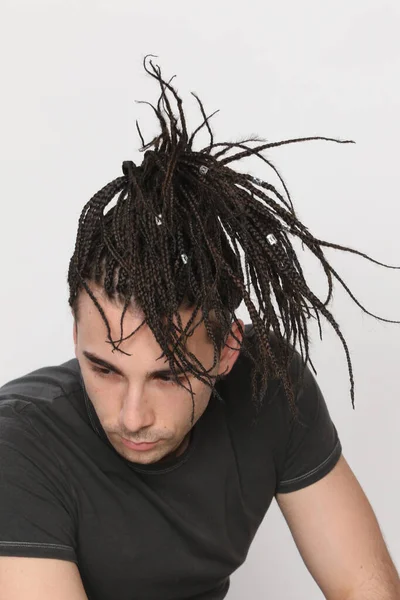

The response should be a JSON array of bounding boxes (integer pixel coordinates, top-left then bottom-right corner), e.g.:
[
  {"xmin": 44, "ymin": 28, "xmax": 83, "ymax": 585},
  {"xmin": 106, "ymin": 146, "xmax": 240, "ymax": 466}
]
[{"xmin": 68, "ymin": 55, "xmax": 400, "ymax": 427}]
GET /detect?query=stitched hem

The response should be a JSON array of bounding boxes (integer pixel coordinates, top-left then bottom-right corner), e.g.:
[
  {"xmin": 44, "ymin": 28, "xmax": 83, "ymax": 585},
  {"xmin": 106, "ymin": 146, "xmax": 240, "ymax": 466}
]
[
  {"xmin": 0, "ymin": 541, "xmax": 77, "ymax": 563},
  {"xmin": 276, "ymin": 439, "xmax": 342, "ymax": 493}
]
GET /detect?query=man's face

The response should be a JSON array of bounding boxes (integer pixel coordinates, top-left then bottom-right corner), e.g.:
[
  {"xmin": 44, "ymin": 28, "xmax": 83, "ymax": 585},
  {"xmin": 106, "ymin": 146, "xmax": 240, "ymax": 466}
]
[{"xmin": 73, "ymin": 285, "xmax": 243, "ymax": 465}]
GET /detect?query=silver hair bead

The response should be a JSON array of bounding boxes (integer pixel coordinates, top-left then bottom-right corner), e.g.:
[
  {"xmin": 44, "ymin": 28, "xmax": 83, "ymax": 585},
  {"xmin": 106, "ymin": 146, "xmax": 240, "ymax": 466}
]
[
  {"xmin": 155, "ymin": 214, "xmax": 162, "ymax": 226},
  {"xmin": 199, "ymin": 165, "xmax": 209, "ymax": 175},
  {"xmin": 181, "ymin": 253, "xmax": 188, "ymax": 264},
  {"xmin": 267, "ymin": 233, "xmax": 278, "ymax": 246},
  {"xmin": 280, "ymin": 221, "xmax": 291, "ymax": 232}
]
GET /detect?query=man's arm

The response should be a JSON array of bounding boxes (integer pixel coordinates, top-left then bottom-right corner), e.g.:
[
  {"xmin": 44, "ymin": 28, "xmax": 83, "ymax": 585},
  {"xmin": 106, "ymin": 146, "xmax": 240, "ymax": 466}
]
[
  {"xmin": 275, "ymin": 454, "xmax": 400, "ymax": 599},
  {"xmin": 0, "ymin": 557, "xmax": 88, "ymax": 600}
]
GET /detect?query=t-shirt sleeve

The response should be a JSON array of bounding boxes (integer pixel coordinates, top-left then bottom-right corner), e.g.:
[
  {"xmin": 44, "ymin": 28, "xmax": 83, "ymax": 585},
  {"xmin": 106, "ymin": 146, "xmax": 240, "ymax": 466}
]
[
  {"xmin": 275, "ymin": 356, "xmax": 342, "ymax": 495},
  {"xmin": 0, "ymin": 406, "xmax": 78, "ymax": 563}
]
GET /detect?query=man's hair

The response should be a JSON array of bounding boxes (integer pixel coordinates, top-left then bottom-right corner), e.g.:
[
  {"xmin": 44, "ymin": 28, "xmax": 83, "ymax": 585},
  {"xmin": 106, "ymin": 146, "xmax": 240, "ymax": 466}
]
[{"xmin": 67, "ymin": 55, "xmax": 399, "ymax": 426}]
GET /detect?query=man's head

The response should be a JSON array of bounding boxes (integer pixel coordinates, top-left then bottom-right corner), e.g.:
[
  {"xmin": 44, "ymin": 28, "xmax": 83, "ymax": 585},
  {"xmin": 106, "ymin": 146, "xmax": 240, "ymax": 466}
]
[
  {"xmin": 73, "ymin": 283, "xmax": 244, "ymax": 464},
  {"xmin": 67, "ymin": 55, "xmax": 379, "ymax": 431}
]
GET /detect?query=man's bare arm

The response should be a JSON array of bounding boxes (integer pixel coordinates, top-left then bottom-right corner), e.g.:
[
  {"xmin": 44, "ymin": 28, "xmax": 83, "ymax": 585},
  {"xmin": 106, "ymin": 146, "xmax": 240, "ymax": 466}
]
[
  {"xmin": 0, "ymin": 557, "xmax": 88, "ymax": 600},
  {"xmin": 276, "ymin": 455, "xmax": 400, "ymax": 599}
]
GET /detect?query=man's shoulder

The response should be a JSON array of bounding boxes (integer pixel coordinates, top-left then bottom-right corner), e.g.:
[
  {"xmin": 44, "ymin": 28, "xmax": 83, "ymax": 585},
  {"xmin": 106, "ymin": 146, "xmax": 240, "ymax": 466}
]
[{"xmin": 0, "ymin": 358, "xmax": 83, "ymax": 424}]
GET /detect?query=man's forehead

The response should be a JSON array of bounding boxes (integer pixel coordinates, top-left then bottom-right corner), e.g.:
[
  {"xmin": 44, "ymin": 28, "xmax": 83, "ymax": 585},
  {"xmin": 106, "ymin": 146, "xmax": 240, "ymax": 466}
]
[{"xmin": 76, "ymin": 286, "xmax": 209, "ymax": 340}]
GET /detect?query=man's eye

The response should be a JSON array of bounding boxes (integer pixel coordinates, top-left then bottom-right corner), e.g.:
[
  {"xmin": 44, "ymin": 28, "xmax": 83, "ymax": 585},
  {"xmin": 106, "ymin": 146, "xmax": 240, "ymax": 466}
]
[
  {"xmin": 158, "ymin": 375, "xmax": 183, "ymax": 385},
  {"xmin": 90, "ymin": 366, "xmax": 185, "ymax": 385},
  {"xmin": 158, "ymin": 375, "xmax": 176, "ymax": 384},
  {"xmin": 91, "ymin": 366, "xmax": 113, "ymax": 376}
]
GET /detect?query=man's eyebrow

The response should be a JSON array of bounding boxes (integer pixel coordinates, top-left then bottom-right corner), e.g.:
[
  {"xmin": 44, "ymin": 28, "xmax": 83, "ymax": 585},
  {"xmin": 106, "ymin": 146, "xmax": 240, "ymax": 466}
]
[{"xmin": 82, "ymin": 351, "xmax": 189, "ymax": 377}]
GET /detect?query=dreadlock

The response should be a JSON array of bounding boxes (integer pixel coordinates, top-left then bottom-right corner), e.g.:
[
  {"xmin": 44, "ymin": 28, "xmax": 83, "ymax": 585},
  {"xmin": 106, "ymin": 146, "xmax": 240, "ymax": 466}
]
[{"xmin": 67, "ymin": 55, "xmax": 400, "ymax": 428}]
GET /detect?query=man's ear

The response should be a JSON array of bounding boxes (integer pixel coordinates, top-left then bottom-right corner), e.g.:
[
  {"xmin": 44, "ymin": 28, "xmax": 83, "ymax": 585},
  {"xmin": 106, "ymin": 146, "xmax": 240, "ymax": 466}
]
[{"xmin": 218, "ymin": 319, "xmax": 244, "ymax": 377}]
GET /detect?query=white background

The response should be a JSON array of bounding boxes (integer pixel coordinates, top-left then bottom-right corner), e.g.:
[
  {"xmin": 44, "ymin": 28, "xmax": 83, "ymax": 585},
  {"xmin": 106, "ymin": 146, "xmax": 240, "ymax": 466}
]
[{"xmin": 1, "ymin": 1, "xmax": 399, "ymax": 598}]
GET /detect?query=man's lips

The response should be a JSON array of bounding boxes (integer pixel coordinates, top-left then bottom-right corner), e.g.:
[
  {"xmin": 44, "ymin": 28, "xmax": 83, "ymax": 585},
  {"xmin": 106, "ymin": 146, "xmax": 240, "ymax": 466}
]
[{"xmin": 121, "ymin": 437, "xmax": 160, "ymax": 451}]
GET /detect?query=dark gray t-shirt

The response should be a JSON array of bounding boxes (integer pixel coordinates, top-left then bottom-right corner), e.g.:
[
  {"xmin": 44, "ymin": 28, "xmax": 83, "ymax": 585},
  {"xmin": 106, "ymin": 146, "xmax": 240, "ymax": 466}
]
[{"xmin": 0, "ymin": 325, "xmax": 342, "ymax": 600}]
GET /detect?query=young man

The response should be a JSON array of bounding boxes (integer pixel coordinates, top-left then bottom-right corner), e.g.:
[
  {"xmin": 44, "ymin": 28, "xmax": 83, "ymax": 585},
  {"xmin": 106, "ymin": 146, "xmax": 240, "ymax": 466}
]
[{"xmin": 0, "ymin": 58, "xmax": 399, "ymax": 600}]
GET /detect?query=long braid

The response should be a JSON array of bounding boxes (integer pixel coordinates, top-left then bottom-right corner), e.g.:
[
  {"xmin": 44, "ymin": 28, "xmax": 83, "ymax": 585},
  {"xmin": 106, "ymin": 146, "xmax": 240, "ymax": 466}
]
[{"xmin": 68, "ymin": 55, "xmax": 400, "ymax": 423}]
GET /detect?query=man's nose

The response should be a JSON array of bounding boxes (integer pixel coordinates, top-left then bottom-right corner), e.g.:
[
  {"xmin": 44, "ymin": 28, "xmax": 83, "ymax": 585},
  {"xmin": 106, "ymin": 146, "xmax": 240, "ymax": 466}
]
[{"xmin": 118, "ymin": 387, "xmax": 155, "ymax": 434}]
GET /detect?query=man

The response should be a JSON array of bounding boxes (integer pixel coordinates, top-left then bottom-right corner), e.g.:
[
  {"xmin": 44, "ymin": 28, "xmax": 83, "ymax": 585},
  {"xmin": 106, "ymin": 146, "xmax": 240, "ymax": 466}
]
[{"xmin": 0, "ymin": 57, "xmax": 399, "ymax": 599}]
